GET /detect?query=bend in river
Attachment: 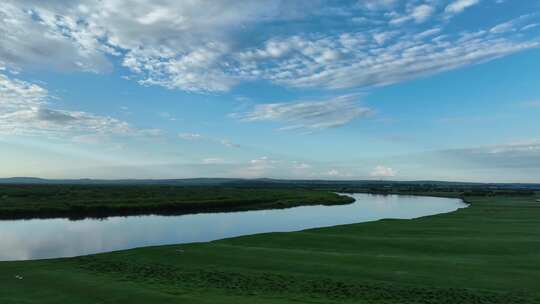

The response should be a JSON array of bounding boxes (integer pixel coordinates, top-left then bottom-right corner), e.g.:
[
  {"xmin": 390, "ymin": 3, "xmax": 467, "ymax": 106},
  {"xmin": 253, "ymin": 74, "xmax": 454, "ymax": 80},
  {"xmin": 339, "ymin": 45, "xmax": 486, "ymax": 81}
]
[{"xmin": 0, "ymin": 193, "xmax": 467, "ymax": 261}]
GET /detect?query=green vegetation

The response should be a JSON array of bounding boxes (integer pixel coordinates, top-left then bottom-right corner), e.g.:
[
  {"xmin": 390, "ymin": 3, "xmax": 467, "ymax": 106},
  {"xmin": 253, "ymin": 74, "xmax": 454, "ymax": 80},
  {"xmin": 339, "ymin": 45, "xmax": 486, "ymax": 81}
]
[
  {"xmin": 1, "ymin": 193, "xmax": 539, "ymax": 303},
  {"xmin": 0, "ymin": 185, "xmax": 354, "ymax": 219}
]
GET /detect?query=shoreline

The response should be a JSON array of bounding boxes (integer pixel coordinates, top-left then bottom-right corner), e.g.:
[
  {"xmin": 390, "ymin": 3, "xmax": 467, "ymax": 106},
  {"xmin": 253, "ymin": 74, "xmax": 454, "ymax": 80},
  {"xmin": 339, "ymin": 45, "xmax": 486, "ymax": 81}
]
[
  {"xmin": 0, "ymin": 189, "xmax": 472, "ymax": 221},
  {"xmin": 0, "ymin": 193, "xmax": 468, "ymax": 262}
]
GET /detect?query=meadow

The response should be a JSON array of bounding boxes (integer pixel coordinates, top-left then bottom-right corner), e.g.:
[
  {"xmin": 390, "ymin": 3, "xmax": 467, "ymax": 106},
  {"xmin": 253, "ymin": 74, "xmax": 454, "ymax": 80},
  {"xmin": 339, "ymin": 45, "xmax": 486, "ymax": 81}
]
[{"xmin": 1, "ymin": 192, "xmax": 539, "ymax": 303}]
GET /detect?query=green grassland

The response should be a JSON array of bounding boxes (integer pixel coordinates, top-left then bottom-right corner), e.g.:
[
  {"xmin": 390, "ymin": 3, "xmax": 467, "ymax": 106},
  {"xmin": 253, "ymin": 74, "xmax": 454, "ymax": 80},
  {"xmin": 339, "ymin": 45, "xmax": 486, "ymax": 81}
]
[
  {"xmin": 1, "ymin": 193, "xmax": 539, "ymax": 303},
  {"xmin": 0, "ymin": 185, "xmax": 354, "ymax": 219}
]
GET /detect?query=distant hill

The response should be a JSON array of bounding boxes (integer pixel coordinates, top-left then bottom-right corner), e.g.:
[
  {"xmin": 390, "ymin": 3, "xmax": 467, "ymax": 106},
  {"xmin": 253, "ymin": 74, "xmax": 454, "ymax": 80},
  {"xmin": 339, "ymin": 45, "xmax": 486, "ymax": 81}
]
[
  {"xmin": 0, "ymin": 177, "xmax": 241, "ymax": 186},
  {"xmin": 0, "ymin": 177, "xmax": 539, "ymax": 190}
]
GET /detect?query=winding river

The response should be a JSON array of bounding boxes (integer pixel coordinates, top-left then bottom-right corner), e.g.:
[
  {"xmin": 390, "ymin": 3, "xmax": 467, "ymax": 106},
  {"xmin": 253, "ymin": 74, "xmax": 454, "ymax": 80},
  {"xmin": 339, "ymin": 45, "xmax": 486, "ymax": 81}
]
[{"xmin": 0, "ymin": 193, "xmax": 467, "ymax": 261}]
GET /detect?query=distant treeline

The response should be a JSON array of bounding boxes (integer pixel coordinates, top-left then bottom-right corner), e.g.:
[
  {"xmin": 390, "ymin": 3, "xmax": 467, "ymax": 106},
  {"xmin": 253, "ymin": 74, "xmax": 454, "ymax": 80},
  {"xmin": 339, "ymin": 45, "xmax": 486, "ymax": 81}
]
[
  {"xmin": 1, "ymin": 177, "xmax": 539, "ymax": 191},
  {"xmin": 334, "ymin": 186, "xmax": 537, "ymax": 197},
  {"xmin": 0, "ymin": 185, "xmax": 354, "ymax": 220}
]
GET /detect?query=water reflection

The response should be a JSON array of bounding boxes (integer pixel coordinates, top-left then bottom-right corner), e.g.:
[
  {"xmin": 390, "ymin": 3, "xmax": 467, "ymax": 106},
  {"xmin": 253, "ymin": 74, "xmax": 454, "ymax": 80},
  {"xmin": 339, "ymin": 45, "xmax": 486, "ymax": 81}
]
[{"xmin": 0, "ymin": 194, "xmax": 467, "ymax": 261}]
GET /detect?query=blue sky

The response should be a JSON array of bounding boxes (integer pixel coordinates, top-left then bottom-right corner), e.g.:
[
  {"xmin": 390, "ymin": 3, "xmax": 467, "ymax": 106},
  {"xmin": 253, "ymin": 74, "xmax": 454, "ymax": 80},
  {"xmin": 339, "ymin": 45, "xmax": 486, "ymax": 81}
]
[{"xmin": 1, "ymin": 0, "xmax": 540, "ymax": 182}]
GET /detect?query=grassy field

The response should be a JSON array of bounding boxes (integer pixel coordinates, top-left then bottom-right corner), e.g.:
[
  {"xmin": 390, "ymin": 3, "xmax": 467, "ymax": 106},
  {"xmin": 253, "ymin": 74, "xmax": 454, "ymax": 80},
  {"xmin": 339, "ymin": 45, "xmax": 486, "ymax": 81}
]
[
  {"xmin": 0, "ymin": 185, "xmax": 353, "ymax": 219},
  {"xmin": 1, "ymin": 193, "xmax": 539, "ymax": 303}
]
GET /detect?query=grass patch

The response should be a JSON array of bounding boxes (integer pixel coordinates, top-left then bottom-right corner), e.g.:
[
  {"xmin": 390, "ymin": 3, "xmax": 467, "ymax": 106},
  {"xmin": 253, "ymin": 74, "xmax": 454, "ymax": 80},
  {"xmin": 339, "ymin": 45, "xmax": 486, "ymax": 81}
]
[{"xmin": 1, "ymin": 193, "xmax": 539, "ymax": 303}]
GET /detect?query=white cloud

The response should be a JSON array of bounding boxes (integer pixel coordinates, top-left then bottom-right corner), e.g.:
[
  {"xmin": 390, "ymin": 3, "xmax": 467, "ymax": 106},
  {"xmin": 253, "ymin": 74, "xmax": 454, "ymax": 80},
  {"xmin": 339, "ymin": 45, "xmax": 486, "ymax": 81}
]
[
  {"xmin": 521, "ymin": 23, "xmax": 539, "ymax": 31},
  {"xmin": 233, "ymin": 95, "xmax": 372, "ymax": 131},
  {"xmin": 483, "ymin": 140, "xmax": 540, "ymax": 154},
  {"xmin": 137, "ymin": 128, "xmax": 162, "ymax": 137},
  {"xmin": 235, "ymin": 28, "xmax": 538, "ymax": 90},
  {"xmin": 490, "ymin": 21, "xmax": 517, "ymax": 34},
  {"xmin": 370, "ymin": 165, "xmax": 397, "ymax": 178},
  {"xmin": 220, "ymin": 139, "xmax": 240, "ymax": 148},
  {"xmin": 0, "ymin": 72, "xmax": 47, "ymax": 110},
  {"xmin": 437, "ymin": 140, "xmax": 540, "ymax": 171},
  {"xmin": 326, "ymin": 169, "xmax": 341, "ymax": 176},
  {"xmin": 177, "ymin": 132, "xmax": 240, "ymax": 148},
  {"xmin": 445, "ymin": 0, "xmax": 480, "ymax": 14},
  {"xmin": 233, "ymin": 157, "xmax": 317, "ymax": 178},
  {"xmin": 1, "ymin": 0, "xmax": 539, "ymax": 93},
  {"xmin": 390, "ymin": 4, "xmax": 435, "ymax": 25},
  {"xmin": 178, "ymin": 133, "xmax": 202, "ymax": 140},
  {"xmin": 0, "ymin": 2, "xmax": 110, "ymax": 72},
  {"xmin": 0, "ymin": 72, "xmax": 136, "ymax": 138},
  {"xmin": 373, "ymin": 31, "xmax": 398, "ymax": 44},
  {"xmin": 72, "ymin": 134, "xmax": 109, "ymax": 144},
  {"xmin": 490, "ymin": 15, "xmax": 535, "ymax": 34},
  {"xmin": 415, "ymin": 28, "xmax": 442, "ymax": 39},
  {"xmin": 293, "ymin": 162, "xmax": 311, "ymax": 170},
  {"xmin": 411, "ymin": 4, "xmax": 435, "ymax": 23},
  {"xmin": 249, "ymin": 156, "xmax": 275, "ymax": 166},
  {"xmin": 359, "ymin": 0, "xmax": 397, "ymax": 11},
  {"xmin": 159, "ymin": 112, "xmax": 177, "ymax": 121},
  {"xmin": 236, "ymin": 156, "xmax": 278, "ymax": 177},
  {"xmin": 1, "ymin": 0, "xmax": 283, "ymax": 91},
  {"xmin": 202, "ymin": 158, "xmax": 226, "ymax": 164}
]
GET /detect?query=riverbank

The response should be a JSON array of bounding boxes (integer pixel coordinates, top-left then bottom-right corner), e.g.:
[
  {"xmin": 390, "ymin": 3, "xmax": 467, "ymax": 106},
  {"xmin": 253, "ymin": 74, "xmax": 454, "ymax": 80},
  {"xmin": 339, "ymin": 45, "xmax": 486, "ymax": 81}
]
[
  {"xmin": 0, "ymin": 193, "xmax": 465, "ymax": 261},
  {"xmin": 0, "ymin": 185, "xmax": 354, "ymax": 220},
  {"xmin": 1, "ymin": 193, "xmax": 539, "ymax": 303}
]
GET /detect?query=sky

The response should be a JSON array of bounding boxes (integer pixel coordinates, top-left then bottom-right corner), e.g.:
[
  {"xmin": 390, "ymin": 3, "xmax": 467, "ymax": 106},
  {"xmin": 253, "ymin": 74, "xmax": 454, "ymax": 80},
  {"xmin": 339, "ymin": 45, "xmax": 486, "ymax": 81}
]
[{"xmin": 1, "ymin": 0, "xmax": 540, "ymax": 182}]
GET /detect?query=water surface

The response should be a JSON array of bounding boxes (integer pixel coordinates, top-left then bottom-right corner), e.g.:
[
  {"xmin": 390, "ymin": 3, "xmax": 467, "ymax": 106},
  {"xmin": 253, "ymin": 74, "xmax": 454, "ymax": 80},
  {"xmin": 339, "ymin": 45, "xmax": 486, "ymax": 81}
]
[{"xmin": 0, "ymin": 193, "xmax": 467, "ymax": 261}]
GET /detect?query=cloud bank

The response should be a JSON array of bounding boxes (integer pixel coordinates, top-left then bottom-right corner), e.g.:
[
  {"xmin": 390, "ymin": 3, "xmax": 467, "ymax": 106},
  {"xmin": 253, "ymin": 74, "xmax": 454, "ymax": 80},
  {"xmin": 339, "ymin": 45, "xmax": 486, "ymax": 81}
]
[
  {"xmin": 1, "ymin": 0, "xmax": 538, "ymax": 92},
  {"xmin": 370, "ymin": 165, "xmax": 397, "ymax": 178},
  {"xmin": 233, "ymin": 95, "xmax": 372, "ymax": 131},
  {"xmin": 0, "ymin": 72, "xmax": 150, "ymax": 139}
]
